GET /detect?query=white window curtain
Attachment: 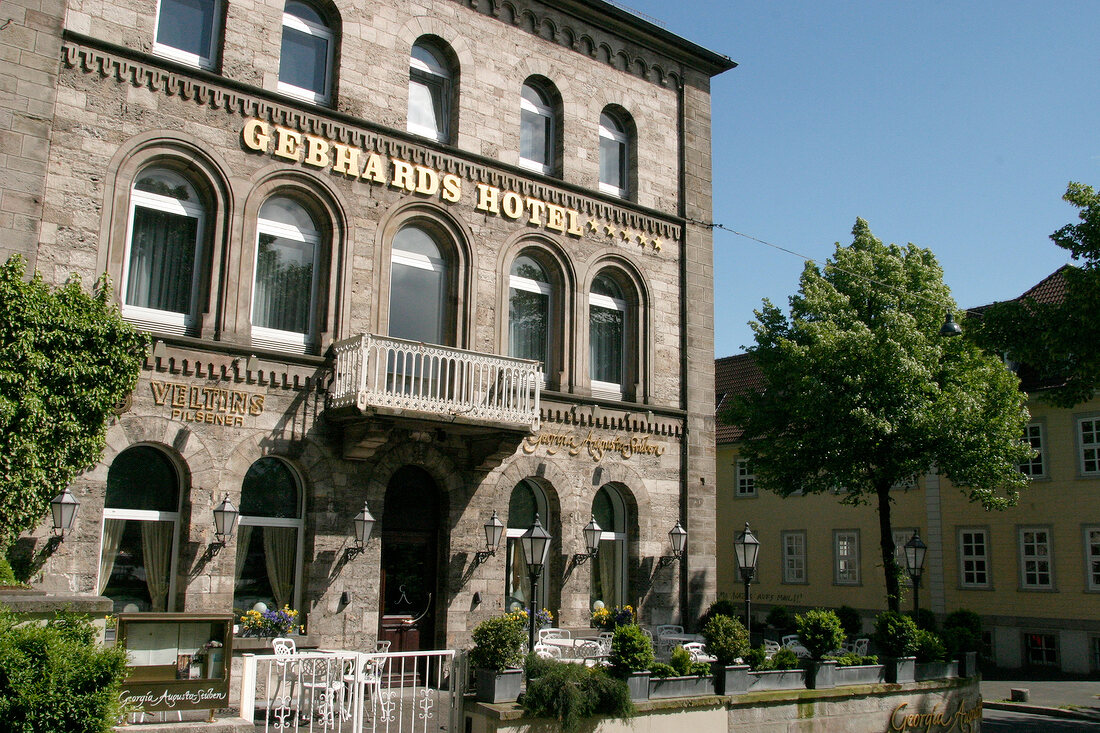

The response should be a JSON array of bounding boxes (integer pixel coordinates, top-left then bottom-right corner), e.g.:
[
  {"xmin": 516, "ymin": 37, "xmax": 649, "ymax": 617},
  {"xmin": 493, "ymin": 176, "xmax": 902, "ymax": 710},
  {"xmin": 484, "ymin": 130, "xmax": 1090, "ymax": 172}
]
[
  {"xmin": 235, "ymin": 524, "xmax": 254, "ymax": 584},
  {"xmin": 252, "ymin": 197, "xmax": 321, "ymax": 351},
  {"xmin": 141, "ymin": 521, "xmax": 174, "ymax": 611},
  {"xmin": 509, "ymin": 256, "xmax": 550, "ymax": 366},
  {"xmin": 126, "ymin": 207, "xmax": 198, "ymax": 313},
  {"xmin": 263, "ymin": 526, "xmax": 298, "ymax": 609},
  {"xmin": 98, "ymin": 518, "xmax": 127, "ymax": 595}
]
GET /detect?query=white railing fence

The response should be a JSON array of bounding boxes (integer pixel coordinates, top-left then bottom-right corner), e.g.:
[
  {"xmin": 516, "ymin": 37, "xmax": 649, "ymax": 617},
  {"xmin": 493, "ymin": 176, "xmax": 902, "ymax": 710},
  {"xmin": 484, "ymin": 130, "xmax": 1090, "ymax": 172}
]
[
  {"xmin": 240, "ymin": 649, "xmax": 461, "ymax": 733},
  {"xmin": 330, "ymin": 334, "xmax": 541, "ymax": 431}
]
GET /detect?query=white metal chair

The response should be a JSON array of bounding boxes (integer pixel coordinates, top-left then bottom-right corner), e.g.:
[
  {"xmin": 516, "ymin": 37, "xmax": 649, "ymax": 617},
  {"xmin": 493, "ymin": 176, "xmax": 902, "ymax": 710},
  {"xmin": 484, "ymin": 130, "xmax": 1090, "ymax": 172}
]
[
  {"xmin": 655, "ymin": 624, "xmax": 684, "ymax": 659},
  {"xmin": 538, "ymin": 628, "xmax": 570, "ymax": 642},
  {"xmin": 680, "ymin": 642, "xmax": 717, "ymax": 664},
  {"xmin": 851, "ymin": 638, "xmax": 870, "ymax": 656},
  {"xmin": 533, "ymin": 643, "xmax": 562, "ymax": 660},
  {"xmin": 270, "ymin": 638, "xmax": 298, "ymax": 709},
  {"xmin": 344, "ymin": 653, "xmax": 385, "ymax": 720},
  {"xmin": 299, "ymin": 654, "xmax": 346, "ymax": 725},
  {"xmin": 781, "ymin": 635, "xmax": 811, "ymax": 659},
  {"xmin": 375, "ymin": 640, "xmax": 391, "ymax": 653},
  {"xmin": 763, "ymin": 639, "xmax": 781, "ymax": 659}
]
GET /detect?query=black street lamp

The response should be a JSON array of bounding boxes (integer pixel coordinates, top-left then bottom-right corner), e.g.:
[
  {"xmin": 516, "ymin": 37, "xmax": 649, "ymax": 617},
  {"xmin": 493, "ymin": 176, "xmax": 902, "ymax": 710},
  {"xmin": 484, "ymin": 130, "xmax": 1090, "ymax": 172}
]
[
  {"xmin": 573, "ymin": 515, "xmax": 602, "ymax": 565},
  {"xmin": 476, "ymin": 510, "xmax": 505, "ymax": 563},
  {"xmin": 733, "ymin": 522, "xmax": 760, "ymax": 639},
  {"xmin": 903, "ymin": 530, "xmax": 928, "ymax": 615},
  {"xmin": 520, "ymin": 513, "xmax": 552, "ymax": 653}
]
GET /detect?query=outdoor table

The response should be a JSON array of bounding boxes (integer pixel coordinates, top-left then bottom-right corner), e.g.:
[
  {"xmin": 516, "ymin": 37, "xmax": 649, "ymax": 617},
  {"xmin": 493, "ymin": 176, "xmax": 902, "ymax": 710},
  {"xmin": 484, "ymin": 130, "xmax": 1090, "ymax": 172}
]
[{"xmin": 540, "ymin": 637, "xmax": 594, "ymax": 658}]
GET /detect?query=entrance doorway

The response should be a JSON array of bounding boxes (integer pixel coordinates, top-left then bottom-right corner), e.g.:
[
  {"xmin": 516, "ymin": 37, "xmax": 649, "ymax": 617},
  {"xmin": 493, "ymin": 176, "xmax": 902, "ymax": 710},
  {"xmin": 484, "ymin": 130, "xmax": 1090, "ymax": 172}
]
[{"xmin": 379, "ymin": 466, "xmax": 441, "ymax": 652}]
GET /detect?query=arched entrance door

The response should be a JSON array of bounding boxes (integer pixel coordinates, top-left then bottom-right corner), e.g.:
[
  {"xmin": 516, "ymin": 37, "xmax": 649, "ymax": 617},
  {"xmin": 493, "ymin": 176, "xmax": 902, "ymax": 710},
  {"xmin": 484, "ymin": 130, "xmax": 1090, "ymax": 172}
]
[{"xmin": 379, "ymin": 466, "xmax": 440, "ymax": 652}]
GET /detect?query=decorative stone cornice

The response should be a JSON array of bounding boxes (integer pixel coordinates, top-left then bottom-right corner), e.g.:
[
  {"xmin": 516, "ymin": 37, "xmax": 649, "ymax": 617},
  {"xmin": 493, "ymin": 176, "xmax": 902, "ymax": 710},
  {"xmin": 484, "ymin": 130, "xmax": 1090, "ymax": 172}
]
[{"xmin": 61, "ymin": 37, "xmax": 683, "ymax": 243}]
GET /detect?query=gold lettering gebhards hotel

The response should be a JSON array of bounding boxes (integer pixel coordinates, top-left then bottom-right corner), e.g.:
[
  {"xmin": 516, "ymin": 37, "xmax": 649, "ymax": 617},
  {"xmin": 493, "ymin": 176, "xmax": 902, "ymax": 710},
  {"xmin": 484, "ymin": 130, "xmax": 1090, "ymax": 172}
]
[
  {"xmin": 151, "ymin": 380, "xmax": 264, "ymax": 427},
  {"xmin": 241, "ymin": 119, "xmax": 585, "ymax": 238}
]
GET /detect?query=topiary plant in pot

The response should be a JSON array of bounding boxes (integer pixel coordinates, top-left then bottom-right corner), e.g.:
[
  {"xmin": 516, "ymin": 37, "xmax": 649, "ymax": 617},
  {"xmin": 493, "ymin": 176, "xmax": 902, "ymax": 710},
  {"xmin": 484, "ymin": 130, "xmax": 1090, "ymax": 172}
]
[
  {"xmin": 607, "ymin": 624, "xmax": 655, "ymax": 700},
  {"xmin": 701, "ymin": 614, "xmax": 750, "ymax": 694},
  {"xmin": 795, "ymin": 609, "xmax": 844, "ymax": 689},
  {"xmin": 470, "ymin": 613, "xmax": 526, "ymax": 703},
  {"xmin": 874, "ymin": 611, "xmax": 919, "ymax": 683}
]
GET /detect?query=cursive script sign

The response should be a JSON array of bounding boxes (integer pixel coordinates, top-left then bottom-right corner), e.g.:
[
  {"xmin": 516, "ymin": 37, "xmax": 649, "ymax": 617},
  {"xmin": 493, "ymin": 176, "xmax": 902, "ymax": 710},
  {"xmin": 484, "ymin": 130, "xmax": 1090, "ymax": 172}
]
[
  {"xmin": 523, "ymin": 429, "xmax": 666, "ymax": 461},
  {"xmin": 888, "ymin": 700, "xmax": 983, "ymax": 733}
]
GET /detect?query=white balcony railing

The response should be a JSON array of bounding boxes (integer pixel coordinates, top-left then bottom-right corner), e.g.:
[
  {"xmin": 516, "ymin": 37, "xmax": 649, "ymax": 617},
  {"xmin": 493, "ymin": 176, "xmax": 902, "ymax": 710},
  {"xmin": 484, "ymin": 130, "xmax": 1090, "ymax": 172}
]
[{"xmin": 330, "ymin": 334, "xmax": 541, "ymax": 432}]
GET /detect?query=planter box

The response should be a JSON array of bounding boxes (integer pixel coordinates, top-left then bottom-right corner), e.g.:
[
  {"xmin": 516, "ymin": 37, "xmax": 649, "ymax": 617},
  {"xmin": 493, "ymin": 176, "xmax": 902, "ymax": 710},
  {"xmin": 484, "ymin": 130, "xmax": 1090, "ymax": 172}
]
[
  {"xmin": 626, "ymin": 671, "xmax": 650, "ymax": 701},
  {"xmin": 834, "ymin": 664, "xmax": 885, "ymax": 686},
  {"xmin": 747, "ymin": 668, "xmax": 805, "ymax": 691},
  {"xmin": 915, "ymin": 660, "xmax": 958, "ymax": 681},
  {"xmin": 475, "ymin": 668, "xmax": 523, "ymax": 704},
  {"xmin": 956, "ymin": 651, "xmax": 978, "ymax": 678},
  {"xmin": 649, "ymin": 674, "xmax": 714, "ymax": 699},
  {"xmin": 712, "ymin": 664, "xmax": 749, "ymax": 695},
  {"xmin": 805, "ymin": 660, "xmax": 836, "ymax": 689},
  {"xmin": 884, "ymin": 656, "xmax": 916, "ymax": 684}
]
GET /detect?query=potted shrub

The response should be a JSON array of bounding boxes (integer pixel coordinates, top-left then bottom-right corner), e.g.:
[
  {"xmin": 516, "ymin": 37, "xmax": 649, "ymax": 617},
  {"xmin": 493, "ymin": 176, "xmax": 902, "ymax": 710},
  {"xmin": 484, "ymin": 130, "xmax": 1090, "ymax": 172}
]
[
  {"xmin": 746, "ymin": 647, "xmax": 804, "ymax": 691},
  {"xmin": 795, "ymin": 609, "xmax": 845, "ymax": 689},
  {"xmin": 648, "ymin": 646, "xmax": 714, "ymax": 699},
  {"xmin": 829, "ymin": 651, "xmax": 883, "ymax": 686},
  {"xmin": 607, "ymin": 624, "xmax": 654, "ymax": 700},
  {"xmin": 522, "ymin": 656, "xmax": 634, "ymax": 732},
  {"xmin": 913, "ymin": 628, "xmax": 957, "ymax": 680},
  {"xmin": 701, "ymin": 614, "xmax": 750, "ymax": 694},
  {"xmin": 873, "ymin": 611, "xmax": 918, "ymax": 683},
  {"xmin": 470, "ymin": 613, "xmax": 526, "ymax": 703},
  {"xmin": 942, "ymin": 609, "xmax": 982, "ymax": 677}
]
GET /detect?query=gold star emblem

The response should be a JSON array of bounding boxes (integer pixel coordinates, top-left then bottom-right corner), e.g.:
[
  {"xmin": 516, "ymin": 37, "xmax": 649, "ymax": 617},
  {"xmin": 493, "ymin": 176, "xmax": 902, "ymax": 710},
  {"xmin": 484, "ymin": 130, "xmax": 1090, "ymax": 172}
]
[
  {"xmin": 652, "ymin": 239, "xmax": 662, "ymax": 252},
  {"xmin": 587, "ymin": 220, "xmax": 598, "ymax": 232},
  {"xmin": 603, "ymin": 224, "xmax": 616, "ymax": 237}
]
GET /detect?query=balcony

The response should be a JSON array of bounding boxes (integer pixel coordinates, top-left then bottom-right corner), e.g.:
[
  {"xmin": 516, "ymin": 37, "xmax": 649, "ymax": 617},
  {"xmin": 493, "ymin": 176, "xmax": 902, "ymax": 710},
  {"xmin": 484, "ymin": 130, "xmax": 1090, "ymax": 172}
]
[{"xmin": 328, "ymin": 334, "xmax": 542, "ymax": 434}]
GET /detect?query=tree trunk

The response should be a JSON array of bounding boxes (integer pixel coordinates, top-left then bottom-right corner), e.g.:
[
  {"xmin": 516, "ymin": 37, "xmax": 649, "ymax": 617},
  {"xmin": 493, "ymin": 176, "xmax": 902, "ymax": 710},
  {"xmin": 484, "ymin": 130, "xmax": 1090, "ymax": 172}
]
[{"xmin": 877, "ymin": 484, "xmax": 901, "ymax": 612}]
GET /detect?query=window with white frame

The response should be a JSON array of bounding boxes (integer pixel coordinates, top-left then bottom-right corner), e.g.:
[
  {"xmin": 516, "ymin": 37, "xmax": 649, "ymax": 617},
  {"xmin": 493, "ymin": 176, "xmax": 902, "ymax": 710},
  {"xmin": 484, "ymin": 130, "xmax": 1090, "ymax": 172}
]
[
  {"xmin": 277, "ymin": 0, "xmax": 334, "ymax": 105},
  {"xmin": 834, "ymin": 530, "xmax": 860, "ymax": 585},
  {"xmin": 736, "ymin": 459, "xmax": 756, "ymax": 497},
  {"xmin": 100, "ymin": 446, "xmax": 181, "ymax": 613},
  {"xmin": 1023, "ymin": 632, "xmax": 1058, "ymax": 666},
  {"xmin": 590, "ymin": 485, "xmax": 627, "ymax": 611},
  {"xmin": 1019, "ymin": 423, "xmax": 1045, "ymax": 477},
  {"xmin": 505, "ymin": 479, "xmax": 549, "ymax": 613},
  {"xmin": 1086, "ymin": 526, "xmax": 1100, "ymax": 592},
  {"xmin": 959, "ymin": 528, "xmax": 991, "ymax": 588},
  {"xmin": 589, "ymin": 274, "xmax": 626, "ymax": 399},
  {"xmin": 153, "ymin": 0, "xmax": 221, "ymax": 69},
  {"xmin": 121, "ymin": 168, "xmax": 206, "ymax": 335},
  {"xmin": 1019, "ymin": 527, "xmax": 1053, "ymax": 589},
  {"xmin": 234, "ymin": 457, "xmax": 304, "ymax": 612},
  {"xmin": 520, "ymin": 81, "xmax": 555, "ymax": 175},
  {"xmin": 781, "ymin": 531, "xmax": 806, "ymax": 584},
  {"xmin": 251, "ymin": 197, "xmax": 322, "ymax": 353},
  {"xmin": 408, "ymin": 40, "xmax": 451, "ymax": 142},
  {"xmin": 389, "ymin": 225, "xmax": 451, "ymax": 346},
  {"xmin": 1080, "ymin": 417, "xmax": 1100, "ymax": 475},
  {"xmin": 509, "ymin": 255, "xmax": 551, "ymax": 371},
  {"xmin": 598, "ymin": 110, "xmax": 629, "ymax": 198},
  {"xmin": 893, "ymin": 529, "xmax": 917, "ymax": 586}
]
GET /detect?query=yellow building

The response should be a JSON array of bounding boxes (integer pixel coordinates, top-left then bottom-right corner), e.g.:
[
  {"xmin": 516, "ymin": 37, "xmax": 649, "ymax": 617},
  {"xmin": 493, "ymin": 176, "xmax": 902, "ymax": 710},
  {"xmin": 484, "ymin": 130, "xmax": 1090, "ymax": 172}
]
[{"xmin": 716, "ymin": 268, "xmax": 1100, "ymax": 674}]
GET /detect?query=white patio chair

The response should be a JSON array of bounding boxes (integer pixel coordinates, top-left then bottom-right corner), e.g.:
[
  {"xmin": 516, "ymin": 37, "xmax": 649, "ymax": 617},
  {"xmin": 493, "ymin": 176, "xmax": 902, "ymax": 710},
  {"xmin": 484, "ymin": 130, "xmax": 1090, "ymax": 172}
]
[
  {"xmin": 681, "ymin": 642, "xmax": 717, "ymax": 664},
  {"xmin": 270, "ymin": 638, "xmax": 298, "ymax": 708},
  {"xmin": 375, "ymin": 640, "xmax": 391, "ymax": 653},
  {"xmin": 538, "ymin": 628, "xmax": 570, "ymax": 642},
  {"xmin": 299, "ymin": 654, "xmax": 345, "ymax": 725},
  {"xmin": 596, "ymin": 632, "xmax": 614, "ymax": 655},
  {"xmin": 655, "ymin": 624, "xmax": 684, "ymax": 659},
  {"xmin": 533, "ymin": 643, "xmax": 561, "ymax": 660},
  {"xmin": 763, "ymin": 639, "xmax": 781, "ymax": 659},
  {"xmin": 345, "ymin": 653, "xmax": 385, "ymax": 719},
  {"xmin": 852, "ymin": 638, "xmax": 870, "ymax": 656}
]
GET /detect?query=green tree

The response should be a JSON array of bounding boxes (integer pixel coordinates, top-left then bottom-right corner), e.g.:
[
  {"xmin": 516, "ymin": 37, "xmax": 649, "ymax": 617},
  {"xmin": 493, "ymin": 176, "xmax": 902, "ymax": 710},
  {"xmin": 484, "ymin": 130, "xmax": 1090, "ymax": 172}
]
[
  {"xmin": 0, "ymin": 255, "xmax": 147, "ymax": 552},
  {"xmin": 726, "ymin": 220, "xmax": 1031, "ymax": 611},
  {"xmin": 970, "ymin": 182, "xmax": 1100, "ymax": 407}
]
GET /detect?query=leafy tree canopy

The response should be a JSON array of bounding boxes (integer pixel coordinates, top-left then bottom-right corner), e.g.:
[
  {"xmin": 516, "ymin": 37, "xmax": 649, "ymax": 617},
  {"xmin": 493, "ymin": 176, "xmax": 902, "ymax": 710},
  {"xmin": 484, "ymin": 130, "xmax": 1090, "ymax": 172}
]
[
  {"xmin": 970, "ymin": 182, "xmax": 1100, "ymax": 407},
  {"xmin": 726, "ymin": 220, "xmax": 1031, "ymax": 610},
  {"xmin": 0, "ymin": 256, "xmax": 147, "ymax": 551}
]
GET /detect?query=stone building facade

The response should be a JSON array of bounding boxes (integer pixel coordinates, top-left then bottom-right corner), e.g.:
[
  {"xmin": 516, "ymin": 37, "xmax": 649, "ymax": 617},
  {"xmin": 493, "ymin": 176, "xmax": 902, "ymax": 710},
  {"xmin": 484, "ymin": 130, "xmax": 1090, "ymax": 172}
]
[{"xmin": 4, "ymin": 0, "xmax": 733, "ymax": 650}]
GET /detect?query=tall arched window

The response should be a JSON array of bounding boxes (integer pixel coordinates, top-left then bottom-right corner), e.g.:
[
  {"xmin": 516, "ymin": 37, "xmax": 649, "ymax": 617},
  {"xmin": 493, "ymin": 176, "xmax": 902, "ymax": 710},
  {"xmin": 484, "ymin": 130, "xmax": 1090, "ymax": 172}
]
[
  {"xmin": 505, "ymin": 480, "xmax": 549, "ymax": 613},
  {"xmin": 590, "ymin": 485, "xmax": 627, "ymax": 611},
  {"xmin": 100, "ymin": 446, "xmax": 181, "ymax": 612},
  {"xmin": 389, "ymin": 225, "xmax": 452, "ymax": 346},
  {"xmin": 251, "ymin": 196, "xmax": 322, "ymax": 353},
  {"xmin": 121, "ymin": 167, "xmax": 207, "ymax": 335},
  {"xmin": 408, "ymin": 40, "xmax": 452, "ymax": 142},
  {"xmin": 234, "ymin": 458, "xmax": 303, "ymax": 612},
  {"xmin": 278, "ymin": 0, "xmax": 334, "ymax": 105},
  {"xmin": 589, "ymin": 273, "xmax": 626, "ymax": 399},
  {"xmin": 520, "ymin": 81, "xmax": 555, "ymax": 175},
  {"xmin": 598, "ymin": 110, "xmax": 630, "ymax": 198},
  {"xmin": 508, "ymin": 255, "xmax": 551, "ymax": 371}
]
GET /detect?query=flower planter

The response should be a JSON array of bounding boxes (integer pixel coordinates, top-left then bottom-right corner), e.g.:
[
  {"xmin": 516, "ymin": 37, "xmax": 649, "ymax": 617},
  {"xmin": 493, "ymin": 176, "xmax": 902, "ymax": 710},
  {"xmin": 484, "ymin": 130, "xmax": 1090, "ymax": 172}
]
[
  {"xmin": 833, "ymin": 664, "xmax": 885, "ymax": 686},
  {"xmin": 956, "ymin": 651, "xmax": 978, "ymax": 678},
  {"xmin": 747, "ymin": 668, "xmax": 805, "ymax": 691},
  {"xmin": 804, "ymin": 659, "xmax": 836, "ymax": 689},
  {"xmin": 712, "ymin": 664, "xmax": 749, "ymax": 695},
  {"xmin": 649, "ymin": 674, "xmax": 715, "ymax": 699},
  {"xmin": 915, "ymin": 660, "xmax": 958, "ymax": 681},
  {"xmin": 884, "ymin": 656, "xmax": 916, "ymax": 684},
  {"xmin": 475, "ymin": 668, "xmax": 523, "ymax": 704},
  {"xmin": 626, "ymin": 671, "xmax": 650, "ymax": 701}
]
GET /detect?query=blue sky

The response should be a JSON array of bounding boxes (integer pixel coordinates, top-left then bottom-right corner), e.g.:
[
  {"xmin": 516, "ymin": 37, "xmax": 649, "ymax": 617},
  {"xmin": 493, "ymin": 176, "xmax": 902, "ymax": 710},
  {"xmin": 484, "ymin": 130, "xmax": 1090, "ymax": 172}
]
[{"xmin": 619, "ymin": 1, "xmax": 1096, "ymax": 357}]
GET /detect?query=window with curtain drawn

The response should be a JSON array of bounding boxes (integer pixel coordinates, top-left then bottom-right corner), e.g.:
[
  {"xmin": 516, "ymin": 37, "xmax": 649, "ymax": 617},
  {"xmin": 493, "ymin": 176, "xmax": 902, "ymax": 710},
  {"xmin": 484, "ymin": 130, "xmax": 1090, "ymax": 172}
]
[
  {"xmin": 121, "ymin": 168, "xmax": 206, "ymax": 335},
  {"xmin": 251, "ymin": 196, "xmax": 321, "ymax": 353},
  {"xmin": 508, "ymin": 255, "xmax": 550, "ymax": 371},
  {"xmin": 505, "ymin": 480, "xmax": 548, "ymax": 613},
  {"xmin": 234, "ymin": 458, "xmax": 303, "ymax": 612},
  {"xmin": 100, "ymin": 446, "xmax": 181, "ymax": 613},
  {"xmin": 407, "ymin": 40, "xmax": 451, "ymax": 143},
  {"xmin": 153, "ymin": 0, "xmax": 221, "ymax": 70},
  {"xmin": 590, "ymin": 485, "xmax": 626, "ymax": 611},
  {"xmin": 277, "ymin": 0, "xmax": 334, "ymax": 105},
  {"xmin": 589, "ymin": 273, "xmax": 626, "ymax": 399}
]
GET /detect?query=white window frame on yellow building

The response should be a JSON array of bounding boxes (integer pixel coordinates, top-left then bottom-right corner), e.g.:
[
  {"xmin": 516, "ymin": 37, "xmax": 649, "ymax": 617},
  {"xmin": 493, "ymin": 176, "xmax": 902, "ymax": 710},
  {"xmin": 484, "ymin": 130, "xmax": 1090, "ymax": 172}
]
[
  {"xmin": 1078, "ymin": 415, "xmax": 1100, "ymax": 476},
  {"xmin": 957, "ymin": 527, "xmax": 992, "ymax": 589},
  {"xmin": 736, "ymin": 459, "xmax": 756, "ymax": 498},
  {"xmin": 1084, "ymin": 525, "xmax": 1100, "ymax": 592},
  {"xmin": 1019, "ymin": 421, "xmax": 1046, "ymax": 478},
  {"xmin": 781, "ymin": 530, "xmax": 806, "ymax": 584},
  {"xmin": 1018, "ymin": 526, "xmax": 1054, "ymax": 590},
  {"xmin": 833, "ymin": 529, "xmax": 860, "ymax": 586}
]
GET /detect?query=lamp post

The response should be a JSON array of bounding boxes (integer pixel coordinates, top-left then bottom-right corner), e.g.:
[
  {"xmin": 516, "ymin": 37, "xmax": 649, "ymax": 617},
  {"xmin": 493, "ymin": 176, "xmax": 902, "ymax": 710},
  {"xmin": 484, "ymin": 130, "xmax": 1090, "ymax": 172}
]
[
  {"xmin": 520, "ymin": 513, "xmax": 552, "ymax": 653},
  {"xmin": 733, "ymin": 522, "xmax": 760, "ymax": 639},
  {"xmin": 903, "ymin": 530, "xmax": 928, "ymax": 615}
]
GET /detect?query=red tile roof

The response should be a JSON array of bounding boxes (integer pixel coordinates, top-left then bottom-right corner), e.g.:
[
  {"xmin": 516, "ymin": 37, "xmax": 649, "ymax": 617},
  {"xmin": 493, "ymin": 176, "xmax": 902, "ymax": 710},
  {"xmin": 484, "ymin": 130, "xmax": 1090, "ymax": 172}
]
[{"xmin": 714, "ymin": 352, "xmax": 763, "ymax": 444}]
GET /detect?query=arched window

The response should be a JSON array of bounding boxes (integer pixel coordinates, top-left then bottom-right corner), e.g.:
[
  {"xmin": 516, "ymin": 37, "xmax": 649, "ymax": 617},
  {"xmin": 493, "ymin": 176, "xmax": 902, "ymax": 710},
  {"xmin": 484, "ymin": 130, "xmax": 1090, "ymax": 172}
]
[
  {"xmin": 408, "ymin": 40, "xmax": 452, "ymax": 142},
  {"xmin": 234, "ymin": 458, "xmax": 304, "ymax": 612},
  {"xmin": 389, "ymin": 225, "xmax": 452, "ymax": 346},
  {"xmin": 153, "ymin": 0, "xmax": 221, "ymax": 69},
  {"xmin": 278, "ymin": 0, "xmax": 335, "ymax": 105},
  {"xmin": 519, "ymin": 81, "xmax": 556, "ymax": 175},
  {"xmin": 589, "ymin": 273, "xmax": 627, "ymax": 399},
  {"xmin": 251, "ymin": 196, "xmax": 323, "ymax": 353},
  {"xmin": 121, "ymin": 167, "xmax": 207, "ymax": 335},
  {"xmin": 100, "ymin": 446, "xmax": 181, "ymax": 612},
  {"xmin": 590, "ymin": 485, "xmax": 627, "ymax": 611},
  {"xmin": 598, "ymin": 110, "xmax": 630, "ymax": 198},
  {"xmin": 505, "ymin": 480, "xmax": 549, "ymax": 613},
  {"xmin": 508, "ymin": 255, "xmax": 551, "ymax": 371}
]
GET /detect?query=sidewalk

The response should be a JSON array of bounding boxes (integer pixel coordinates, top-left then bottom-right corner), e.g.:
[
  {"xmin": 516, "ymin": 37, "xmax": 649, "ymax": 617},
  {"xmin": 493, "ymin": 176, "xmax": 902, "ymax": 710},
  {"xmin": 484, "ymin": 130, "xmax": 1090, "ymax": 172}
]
[{"xmin": 981, "ymin": 677, "xmax": 1100, "ymax": 722}]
